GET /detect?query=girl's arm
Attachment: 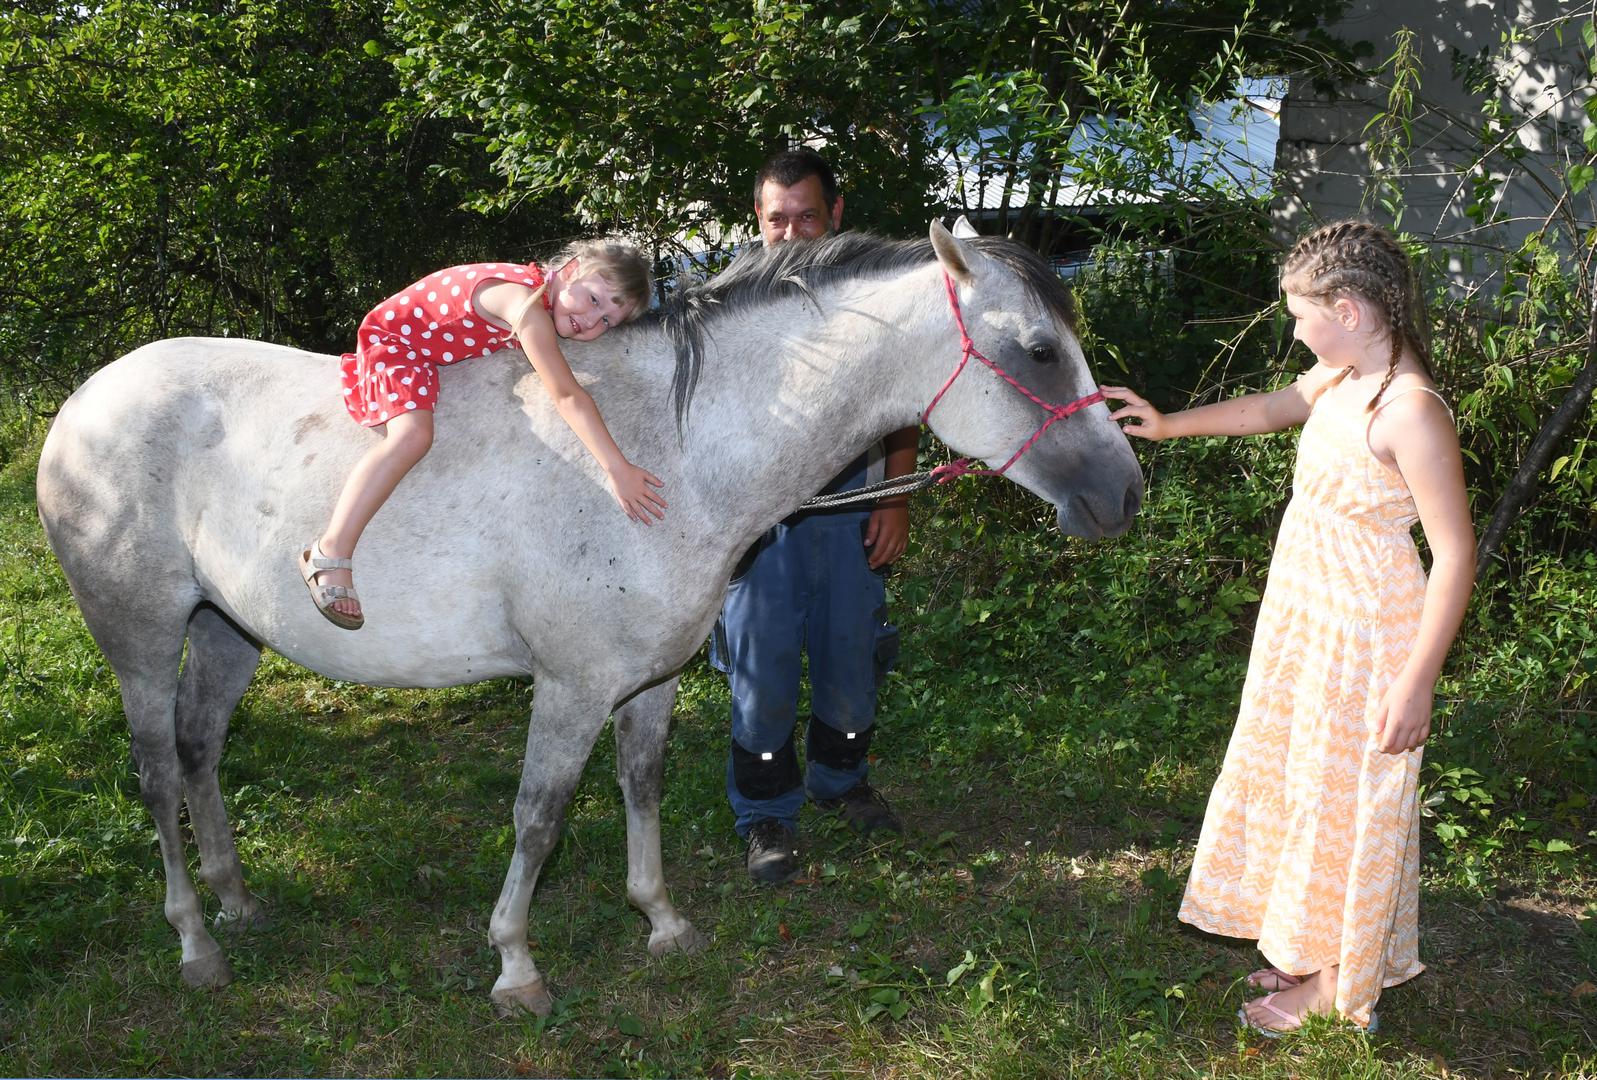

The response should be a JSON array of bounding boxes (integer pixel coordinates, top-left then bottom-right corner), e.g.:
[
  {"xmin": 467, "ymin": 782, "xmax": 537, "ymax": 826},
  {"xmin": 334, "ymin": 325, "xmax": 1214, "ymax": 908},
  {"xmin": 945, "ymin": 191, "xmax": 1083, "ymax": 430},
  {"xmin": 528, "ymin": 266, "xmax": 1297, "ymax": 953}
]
[
  {"xmin": 1102, "ymin": 364, "xmax": 1341, "ymax": 441},
  {"xmin": 1370, "ymin": 392, "xmax": 1475, "ymax": 753},
  {"xmin": 478, "ymin": 281, "xmax": 666, "ymax": 523}
]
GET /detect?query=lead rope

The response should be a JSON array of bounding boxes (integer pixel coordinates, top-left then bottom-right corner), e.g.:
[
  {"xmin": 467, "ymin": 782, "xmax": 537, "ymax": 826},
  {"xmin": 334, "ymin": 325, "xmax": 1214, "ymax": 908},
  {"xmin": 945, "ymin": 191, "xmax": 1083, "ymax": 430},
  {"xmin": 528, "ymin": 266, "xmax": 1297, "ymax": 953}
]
[{"xmin": 798, "ymin": 271, "xmax": 1105, "ymax": 512}]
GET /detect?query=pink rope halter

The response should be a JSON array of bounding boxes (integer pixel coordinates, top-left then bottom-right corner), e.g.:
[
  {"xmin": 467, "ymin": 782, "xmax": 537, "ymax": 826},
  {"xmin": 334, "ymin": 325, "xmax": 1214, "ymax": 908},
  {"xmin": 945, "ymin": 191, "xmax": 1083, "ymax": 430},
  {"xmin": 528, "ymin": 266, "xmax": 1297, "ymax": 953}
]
[{"xmin": 920, "ymin": 271, "xmax": 1106, "ymax": 482}]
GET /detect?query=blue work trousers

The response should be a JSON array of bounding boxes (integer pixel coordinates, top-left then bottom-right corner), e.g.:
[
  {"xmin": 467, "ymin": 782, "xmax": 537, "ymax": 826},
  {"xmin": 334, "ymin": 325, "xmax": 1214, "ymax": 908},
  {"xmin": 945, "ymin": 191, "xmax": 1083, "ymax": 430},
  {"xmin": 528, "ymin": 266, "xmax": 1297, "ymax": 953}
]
[{"xmin": 711, "ymin": 506, "xmax": 895, "ymax": 837}]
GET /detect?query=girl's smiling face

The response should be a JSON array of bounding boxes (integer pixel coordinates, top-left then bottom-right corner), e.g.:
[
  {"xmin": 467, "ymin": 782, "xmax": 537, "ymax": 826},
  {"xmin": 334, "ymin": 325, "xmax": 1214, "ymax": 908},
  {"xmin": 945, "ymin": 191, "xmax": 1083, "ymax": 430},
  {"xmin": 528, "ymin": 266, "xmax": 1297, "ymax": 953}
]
[{"xmin": 549, "ymin": 261, "xmax": 633, "ymax": 341}]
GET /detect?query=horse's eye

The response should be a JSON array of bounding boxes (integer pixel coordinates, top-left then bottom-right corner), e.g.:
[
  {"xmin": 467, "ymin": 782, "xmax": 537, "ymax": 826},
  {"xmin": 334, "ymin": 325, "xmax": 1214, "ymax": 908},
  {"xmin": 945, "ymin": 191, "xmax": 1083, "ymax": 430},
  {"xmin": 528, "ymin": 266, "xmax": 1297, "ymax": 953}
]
[{"xmin": 1029, "ymin": 345, "xmax": 1058, "ymax": 365}]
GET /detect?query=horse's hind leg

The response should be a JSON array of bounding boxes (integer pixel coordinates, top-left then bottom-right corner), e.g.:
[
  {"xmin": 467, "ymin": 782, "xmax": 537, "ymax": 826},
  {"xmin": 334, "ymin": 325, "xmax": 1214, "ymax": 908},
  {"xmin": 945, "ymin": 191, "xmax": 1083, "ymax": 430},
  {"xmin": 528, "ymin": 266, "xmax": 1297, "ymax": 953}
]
[
  {"xmin": 614, "ymin": 677, "xmax": 705, "ymax": 956},
  {"xmin": 88, "ymin": 596, "xmax": 234, "ymax": 988},
  {"xmin": 488, "ymin": 677, "xmax": 615, "ymax": 1017},
  {"xmin": 175, "ymin": 604, "xmax": 266, "ymax": 935}
]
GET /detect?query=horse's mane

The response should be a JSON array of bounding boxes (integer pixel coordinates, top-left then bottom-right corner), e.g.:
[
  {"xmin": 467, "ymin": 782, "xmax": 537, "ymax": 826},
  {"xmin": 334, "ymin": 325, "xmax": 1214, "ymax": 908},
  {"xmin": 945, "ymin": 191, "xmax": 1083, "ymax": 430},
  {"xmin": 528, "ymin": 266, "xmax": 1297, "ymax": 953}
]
[{"xmin": 639, "ymin": 231, "xmax": 1078, "ymax": 430}]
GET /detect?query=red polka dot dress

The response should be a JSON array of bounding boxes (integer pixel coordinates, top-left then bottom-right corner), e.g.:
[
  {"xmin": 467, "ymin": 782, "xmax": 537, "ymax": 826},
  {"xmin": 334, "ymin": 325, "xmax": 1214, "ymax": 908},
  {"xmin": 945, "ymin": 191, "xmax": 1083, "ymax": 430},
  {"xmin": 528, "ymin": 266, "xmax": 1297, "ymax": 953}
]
[{"xmin": 340, "ymin": 262, "xmax": 548, "ymax": 427}]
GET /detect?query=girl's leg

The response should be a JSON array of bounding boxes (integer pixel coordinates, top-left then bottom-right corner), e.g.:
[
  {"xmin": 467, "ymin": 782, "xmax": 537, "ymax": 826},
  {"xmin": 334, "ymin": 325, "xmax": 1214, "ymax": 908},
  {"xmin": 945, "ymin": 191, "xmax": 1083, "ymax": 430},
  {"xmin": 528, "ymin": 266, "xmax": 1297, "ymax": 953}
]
[{"xmin": 314, "ymin": 411, "xmax": 435, "ymax": 619}]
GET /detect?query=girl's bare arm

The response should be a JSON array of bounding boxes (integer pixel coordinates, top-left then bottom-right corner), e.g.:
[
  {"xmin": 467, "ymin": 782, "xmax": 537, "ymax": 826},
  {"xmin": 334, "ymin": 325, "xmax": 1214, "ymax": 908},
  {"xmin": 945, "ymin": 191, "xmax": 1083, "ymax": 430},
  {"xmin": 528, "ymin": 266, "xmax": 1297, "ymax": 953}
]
[
  {"xmin": 1370, "ymin": 392, "xmax": 1475, "ymax": 753},
  {"xmin": 476, "ymin": 281, "xmax": 666, "ymax": 522},
  {"xmin": 1102, "ymin": 366, "xmax": 1335, "ymax": 441}
]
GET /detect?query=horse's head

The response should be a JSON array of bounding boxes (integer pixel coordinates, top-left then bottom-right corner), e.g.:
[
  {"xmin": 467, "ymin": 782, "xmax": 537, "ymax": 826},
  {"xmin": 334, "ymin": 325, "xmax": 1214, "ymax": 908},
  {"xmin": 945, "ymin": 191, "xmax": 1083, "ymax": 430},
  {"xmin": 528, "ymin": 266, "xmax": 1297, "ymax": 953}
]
[{"xmin": 923, "ymin": 221, "xmax": 1142, "ymax": 539}]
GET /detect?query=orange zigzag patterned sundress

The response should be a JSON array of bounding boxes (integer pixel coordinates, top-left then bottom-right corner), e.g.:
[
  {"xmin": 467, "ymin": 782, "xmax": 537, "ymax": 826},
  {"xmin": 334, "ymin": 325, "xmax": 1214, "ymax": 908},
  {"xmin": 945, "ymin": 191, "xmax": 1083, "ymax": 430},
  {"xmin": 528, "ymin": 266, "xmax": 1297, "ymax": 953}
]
[{"xmin": 1178, "ymin": 379, "xmax": 1444, "ymax": 1029}]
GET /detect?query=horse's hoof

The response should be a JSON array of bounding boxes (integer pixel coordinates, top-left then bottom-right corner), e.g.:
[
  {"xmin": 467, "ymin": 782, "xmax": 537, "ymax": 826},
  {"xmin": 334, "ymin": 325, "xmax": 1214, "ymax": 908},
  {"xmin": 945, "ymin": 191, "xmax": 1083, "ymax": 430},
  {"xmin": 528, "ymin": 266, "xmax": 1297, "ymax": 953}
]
[
  {"xmin": 214, "ymin": 904, "xmax": 270, "ymax": 936},
  {"xmin": 648, "ymin": 923, "xmax": 709, "ymax": 957},
  {"xmin": 180, "ymin": 949, "xmax": 235, "ymax": 989},
  {"xmin": 491, "ymin": 978, "xmax": 553, "ymax": 1018}
]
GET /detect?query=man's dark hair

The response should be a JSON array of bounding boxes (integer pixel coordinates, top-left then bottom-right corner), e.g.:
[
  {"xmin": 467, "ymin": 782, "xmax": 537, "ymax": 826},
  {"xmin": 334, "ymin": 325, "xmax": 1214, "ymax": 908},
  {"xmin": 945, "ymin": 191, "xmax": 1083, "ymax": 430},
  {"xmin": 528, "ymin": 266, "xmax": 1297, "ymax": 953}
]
[{"xmin": 753, "ymin": 147, "xmax": 839, "ymax": 211}]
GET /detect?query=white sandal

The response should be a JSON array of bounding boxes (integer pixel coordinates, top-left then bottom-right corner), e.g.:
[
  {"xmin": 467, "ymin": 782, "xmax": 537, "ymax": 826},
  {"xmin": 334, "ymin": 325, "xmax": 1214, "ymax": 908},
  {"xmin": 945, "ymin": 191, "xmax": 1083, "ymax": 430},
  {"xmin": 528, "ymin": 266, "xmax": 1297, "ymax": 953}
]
[{"xmin": 298, "ymin": 540, "xmax": 363, "ymax": 630}]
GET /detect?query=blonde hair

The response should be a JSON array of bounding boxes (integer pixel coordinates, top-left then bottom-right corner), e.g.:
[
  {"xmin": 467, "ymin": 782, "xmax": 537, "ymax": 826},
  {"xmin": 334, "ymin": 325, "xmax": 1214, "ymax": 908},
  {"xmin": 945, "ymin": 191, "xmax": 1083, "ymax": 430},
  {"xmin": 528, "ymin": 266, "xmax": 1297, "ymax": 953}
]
[
  {"xmin": 547, "ymin": 238, "xmax": 654, "ymax": 323},
  {"xmin": 1280, "ymin": 219, "xmax": 1433, "ymax": 411}
]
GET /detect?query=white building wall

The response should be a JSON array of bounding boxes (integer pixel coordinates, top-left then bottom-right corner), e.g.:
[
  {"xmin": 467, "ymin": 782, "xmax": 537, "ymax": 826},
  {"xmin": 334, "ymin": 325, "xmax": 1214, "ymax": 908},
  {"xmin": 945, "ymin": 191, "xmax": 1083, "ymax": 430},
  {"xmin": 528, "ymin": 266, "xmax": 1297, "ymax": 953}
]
[{"xmin": 1272, "ymin": 0, "xmax": 1591, "ymax": 286}]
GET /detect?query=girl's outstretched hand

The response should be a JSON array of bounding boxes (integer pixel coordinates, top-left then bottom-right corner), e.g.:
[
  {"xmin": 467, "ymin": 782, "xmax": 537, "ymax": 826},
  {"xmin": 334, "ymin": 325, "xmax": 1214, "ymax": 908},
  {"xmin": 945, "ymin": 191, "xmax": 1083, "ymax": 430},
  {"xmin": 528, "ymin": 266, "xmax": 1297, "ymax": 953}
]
[
  {"xmin": 1101, "ymin": 386, "xmax": 1172, "ymax": 441},
  {"xmin": 1370, "ymin": 675, "xmax": 1433, "ymax": 754},
  {"xmin": 608, "ymin": 461, "xmax": 668, "ymax": 524}
]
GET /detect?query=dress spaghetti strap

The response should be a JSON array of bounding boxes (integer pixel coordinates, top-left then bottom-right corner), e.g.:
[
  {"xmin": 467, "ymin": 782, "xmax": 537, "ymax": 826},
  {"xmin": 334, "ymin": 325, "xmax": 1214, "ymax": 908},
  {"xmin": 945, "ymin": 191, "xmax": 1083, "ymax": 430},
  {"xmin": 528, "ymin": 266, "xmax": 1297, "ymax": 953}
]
[
  {"xmin": 1365, "ymin": 384, "xmax": 1453, "ymax": 456},
  {"xmin": 1371, "ymin": 384, "xmax": 1452, "ymax": 419}
]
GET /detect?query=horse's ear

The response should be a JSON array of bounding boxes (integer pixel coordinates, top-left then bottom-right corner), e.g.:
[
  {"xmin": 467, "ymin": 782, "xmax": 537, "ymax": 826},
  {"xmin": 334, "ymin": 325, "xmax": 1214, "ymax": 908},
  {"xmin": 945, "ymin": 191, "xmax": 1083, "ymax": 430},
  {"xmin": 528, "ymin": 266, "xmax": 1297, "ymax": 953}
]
[
  {"xmin": 930, "ymin": 220, "xmax": 974, "ymax": 285},
  {"xmin": 951, "ymin": 215, "xmax": 980, "ymax": 239}
]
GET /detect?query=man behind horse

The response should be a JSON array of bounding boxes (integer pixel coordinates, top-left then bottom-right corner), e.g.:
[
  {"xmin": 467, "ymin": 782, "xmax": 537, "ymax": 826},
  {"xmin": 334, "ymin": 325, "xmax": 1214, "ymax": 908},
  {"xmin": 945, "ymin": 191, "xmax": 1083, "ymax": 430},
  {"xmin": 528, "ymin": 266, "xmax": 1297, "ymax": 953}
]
[{"xmin": 711, "ymin": 147, "xmax": 920, "ymax": 883}]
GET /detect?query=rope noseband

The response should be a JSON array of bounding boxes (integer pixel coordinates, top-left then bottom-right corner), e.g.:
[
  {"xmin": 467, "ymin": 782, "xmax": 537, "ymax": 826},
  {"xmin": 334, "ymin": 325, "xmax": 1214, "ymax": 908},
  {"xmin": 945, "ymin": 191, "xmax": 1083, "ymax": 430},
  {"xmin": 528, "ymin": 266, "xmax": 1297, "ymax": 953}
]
[{"xmin": 800, "ymin": 269, "xmax": 1105, "ymax": 510}]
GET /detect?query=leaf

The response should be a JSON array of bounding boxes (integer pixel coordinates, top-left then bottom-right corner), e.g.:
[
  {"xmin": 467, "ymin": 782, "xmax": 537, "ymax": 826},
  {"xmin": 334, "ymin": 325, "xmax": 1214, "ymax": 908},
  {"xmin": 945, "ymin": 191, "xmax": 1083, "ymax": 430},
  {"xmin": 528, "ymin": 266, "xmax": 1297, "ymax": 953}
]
[
  {"xmin": 1569, "ymin": 163, "xmax": 1596, "ymax": 195},
  {"xmin": 615, "ymin": 1013, "xmax": 644, "ymax": 1037},
  {"xmin": 968, "ymin": 963, "xmax": 1000, "ymax": 1014}
]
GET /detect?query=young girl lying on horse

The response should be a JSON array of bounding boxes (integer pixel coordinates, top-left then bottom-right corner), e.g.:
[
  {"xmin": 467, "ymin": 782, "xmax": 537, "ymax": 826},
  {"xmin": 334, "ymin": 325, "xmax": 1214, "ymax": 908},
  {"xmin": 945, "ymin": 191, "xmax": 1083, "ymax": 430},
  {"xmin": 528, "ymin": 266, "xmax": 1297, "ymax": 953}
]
[{"xmin": 301, "ymin": 240, "xmax": 665, "ymax": 630}]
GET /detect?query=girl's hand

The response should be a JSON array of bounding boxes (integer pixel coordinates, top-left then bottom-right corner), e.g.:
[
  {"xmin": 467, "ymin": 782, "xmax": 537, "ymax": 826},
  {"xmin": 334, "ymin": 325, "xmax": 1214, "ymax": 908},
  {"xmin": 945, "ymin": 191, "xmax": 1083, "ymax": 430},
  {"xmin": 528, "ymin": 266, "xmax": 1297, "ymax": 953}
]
[
  {"xmin": 608, "ymin": 461, "xmax": 668, "ymax": 524},
  {"xmin": 1101, "ymin": 386, "xmax": 1172, "ymax": 440},
  {"xmin": 1370, "ymin": 674, "xmax": 1434, "ymax": 754}
]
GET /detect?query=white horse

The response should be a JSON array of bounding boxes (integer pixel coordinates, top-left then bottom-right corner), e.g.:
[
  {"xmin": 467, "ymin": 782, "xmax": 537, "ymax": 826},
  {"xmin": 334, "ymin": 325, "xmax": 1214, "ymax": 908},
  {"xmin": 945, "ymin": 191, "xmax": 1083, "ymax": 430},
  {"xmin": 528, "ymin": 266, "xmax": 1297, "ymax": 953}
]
[{"xmin": 36, "ymin": 223, "xmax": 1141, "ymax": 1014}]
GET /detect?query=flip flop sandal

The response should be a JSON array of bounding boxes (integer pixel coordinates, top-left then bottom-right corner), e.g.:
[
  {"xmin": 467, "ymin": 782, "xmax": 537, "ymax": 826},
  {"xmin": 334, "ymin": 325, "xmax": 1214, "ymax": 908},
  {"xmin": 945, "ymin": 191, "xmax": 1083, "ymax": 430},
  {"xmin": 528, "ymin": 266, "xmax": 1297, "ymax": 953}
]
[
  {"xmin": 1238, "ymin": 991, "xmax": 1381, "ymax": 1038},
  {"xmin": 1238, "ymin": 991, "xmax": 1302, "ymax": 1039},
  {"xmin": 299, "ymin": 540, "xmax": 363, "ymax": 630},
  {"xmin": 1246, "ymin": 966, "xmax": 1304, "ymax": 992}
]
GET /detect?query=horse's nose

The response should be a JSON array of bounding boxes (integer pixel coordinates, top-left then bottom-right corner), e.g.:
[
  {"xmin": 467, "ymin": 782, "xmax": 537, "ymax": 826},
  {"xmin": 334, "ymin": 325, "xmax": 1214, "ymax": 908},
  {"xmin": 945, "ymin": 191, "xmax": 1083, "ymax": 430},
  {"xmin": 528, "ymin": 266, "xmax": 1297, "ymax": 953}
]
[{"xmin": 1122, "ymin": 482, "xmax": 1142, "ymax": 522}]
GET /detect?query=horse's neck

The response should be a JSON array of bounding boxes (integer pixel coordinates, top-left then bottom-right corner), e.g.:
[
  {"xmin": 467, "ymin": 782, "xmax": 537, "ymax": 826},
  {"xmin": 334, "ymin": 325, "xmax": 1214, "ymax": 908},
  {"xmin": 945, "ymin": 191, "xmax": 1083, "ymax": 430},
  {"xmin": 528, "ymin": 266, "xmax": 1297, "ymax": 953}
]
[{"xmin": 679, "ymin": 269, "xmax": 944, "ymax": 533}]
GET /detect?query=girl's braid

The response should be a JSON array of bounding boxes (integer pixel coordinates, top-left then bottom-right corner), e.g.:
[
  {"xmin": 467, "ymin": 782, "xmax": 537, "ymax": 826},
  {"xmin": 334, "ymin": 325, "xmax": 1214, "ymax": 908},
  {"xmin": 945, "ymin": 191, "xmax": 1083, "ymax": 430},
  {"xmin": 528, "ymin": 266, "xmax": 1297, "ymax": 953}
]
[{"xmin": 1282, "ymin": 220, "xmax": 1433, "ymax": 411}]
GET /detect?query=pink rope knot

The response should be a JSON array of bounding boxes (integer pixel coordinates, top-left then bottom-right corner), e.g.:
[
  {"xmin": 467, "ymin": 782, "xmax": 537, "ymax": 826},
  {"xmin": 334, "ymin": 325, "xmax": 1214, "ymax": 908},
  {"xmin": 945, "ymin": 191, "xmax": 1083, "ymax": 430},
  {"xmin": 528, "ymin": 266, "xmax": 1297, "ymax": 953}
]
[{"xmin": 931, "ymin": 459, "xmax": 983, "ymax": 483}]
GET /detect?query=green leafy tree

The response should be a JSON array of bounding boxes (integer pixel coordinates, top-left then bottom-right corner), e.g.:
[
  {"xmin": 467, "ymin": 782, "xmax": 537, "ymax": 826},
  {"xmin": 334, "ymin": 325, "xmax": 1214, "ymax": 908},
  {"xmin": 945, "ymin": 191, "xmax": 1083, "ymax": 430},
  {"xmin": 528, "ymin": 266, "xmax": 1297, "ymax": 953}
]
[
  {"xmin": 387, "ymin": 0, "xmax": 948, "ymax": 257},
  {"xmin": 932, "ymin": 0, "xmax": 1356, "ymax": 253},
  {"xmin": 388, "ymin": 0, "xmax": 1349, "ymax": 262},
  {"xmin": 0, "ymin": 0, "xmax": 567, "ymax": 403}
]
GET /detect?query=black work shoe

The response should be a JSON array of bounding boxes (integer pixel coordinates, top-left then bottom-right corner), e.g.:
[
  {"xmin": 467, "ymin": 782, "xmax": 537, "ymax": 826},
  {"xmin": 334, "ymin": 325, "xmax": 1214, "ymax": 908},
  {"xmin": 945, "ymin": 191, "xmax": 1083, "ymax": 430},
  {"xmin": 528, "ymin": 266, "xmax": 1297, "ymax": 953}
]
[
  {"xmin": 744, "ymin": 819, "xmax": 800, "ymax": 884},
  {"xmin": 814, "ymin": 781, "xmax": 903, "ymax": 836}
]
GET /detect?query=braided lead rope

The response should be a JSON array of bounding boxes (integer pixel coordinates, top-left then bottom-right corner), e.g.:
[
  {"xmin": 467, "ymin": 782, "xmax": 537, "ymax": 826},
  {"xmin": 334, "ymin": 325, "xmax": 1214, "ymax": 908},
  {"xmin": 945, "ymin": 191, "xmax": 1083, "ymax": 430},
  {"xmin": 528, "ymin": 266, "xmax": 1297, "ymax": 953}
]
[{"xmin": 796, "ymin": 461, "xmax": 979, "ymax": 510}]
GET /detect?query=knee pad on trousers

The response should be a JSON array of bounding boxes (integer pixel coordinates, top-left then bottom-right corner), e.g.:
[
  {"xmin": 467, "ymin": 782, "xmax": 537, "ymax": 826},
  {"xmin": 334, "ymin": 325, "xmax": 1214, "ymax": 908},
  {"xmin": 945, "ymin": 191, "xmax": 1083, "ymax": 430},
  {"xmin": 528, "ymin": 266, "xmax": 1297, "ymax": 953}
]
[
  {"xmin": 806, "ymin": 715, "xmax": 872, "ymax": 772},
  {"xmin": 731, "ymin": 732, "xmax": 801, "ymax": 800}
]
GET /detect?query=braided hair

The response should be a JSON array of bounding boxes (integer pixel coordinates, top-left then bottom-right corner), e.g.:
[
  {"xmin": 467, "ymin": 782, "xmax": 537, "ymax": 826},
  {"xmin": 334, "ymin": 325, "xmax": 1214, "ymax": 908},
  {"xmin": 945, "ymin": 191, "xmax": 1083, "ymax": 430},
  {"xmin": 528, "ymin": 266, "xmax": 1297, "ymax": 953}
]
[{"xmin": 1280, "ymin": 220, "xmax": 1433, "ymax": 411}]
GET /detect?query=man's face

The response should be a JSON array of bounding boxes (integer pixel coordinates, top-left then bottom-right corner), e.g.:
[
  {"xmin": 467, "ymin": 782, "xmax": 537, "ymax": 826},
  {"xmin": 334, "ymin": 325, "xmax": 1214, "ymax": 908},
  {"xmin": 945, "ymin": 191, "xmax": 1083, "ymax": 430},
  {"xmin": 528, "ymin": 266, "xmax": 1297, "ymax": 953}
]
[{"xmin": 756, "ymin": 174, "xmax": 842, "ymax": 245}]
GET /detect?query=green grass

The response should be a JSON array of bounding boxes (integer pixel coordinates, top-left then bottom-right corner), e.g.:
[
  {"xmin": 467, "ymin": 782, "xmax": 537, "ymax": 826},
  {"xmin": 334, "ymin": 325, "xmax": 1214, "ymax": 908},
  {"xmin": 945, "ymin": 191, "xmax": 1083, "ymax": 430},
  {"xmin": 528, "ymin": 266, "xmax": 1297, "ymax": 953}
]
[{"xmin": 2, "ymin": 430, "xmax": 1594, "ymax": 1079}]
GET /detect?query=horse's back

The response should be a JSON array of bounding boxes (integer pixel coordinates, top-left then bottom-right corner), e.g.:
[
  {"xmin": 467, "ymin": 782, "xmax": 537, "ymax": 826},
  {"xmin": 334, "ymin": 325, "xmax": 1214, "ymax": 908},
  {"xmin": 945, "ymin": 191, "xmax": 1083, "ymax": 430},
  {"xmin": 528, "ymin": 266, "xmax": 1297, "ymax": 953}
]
[
  {"xmin": 40, "ymin": 337, "xmax": 333, "ymax": 540},
  {"xmin": 44, "ymin": 338, "xmax": 332, "ymax": 481},
  {"xmin": 36, "ymin": 337, "xmax": 678, "ymax": 688},
  {"xmin": 39, "ymin": 339, "xmax": 358, "ymax": 647}
]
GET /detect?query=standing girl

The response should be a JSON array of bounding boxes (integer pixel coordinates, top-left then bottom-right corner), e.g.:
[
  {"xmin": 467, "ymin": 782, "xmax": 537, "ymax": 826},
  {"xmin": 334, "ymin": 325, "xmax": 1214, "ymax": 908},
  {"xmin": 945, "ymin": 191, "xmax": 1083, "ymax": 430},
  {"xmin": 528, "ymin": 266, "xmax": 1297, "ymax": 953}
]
[
  {"xmin": 301, "ymin": 240, "xmax": 665, "ymax": 630},
  {"xmin": 1104, "ymin": 219, "xmax": 1474, "ymax": 1033}
]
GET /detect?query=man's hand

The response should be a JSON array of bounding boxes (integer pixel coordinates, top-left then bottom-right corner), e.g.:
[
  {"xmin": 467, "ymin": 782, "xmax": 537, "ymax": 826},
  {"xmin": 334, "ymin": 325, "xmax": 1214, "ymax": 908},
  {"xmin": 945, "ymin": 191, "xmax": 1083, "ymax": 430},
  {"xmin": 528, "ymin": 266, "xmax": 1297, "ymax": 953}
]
[{"xmin": 864, "ymin": 501, "xmax": 908, "ymax": 569}]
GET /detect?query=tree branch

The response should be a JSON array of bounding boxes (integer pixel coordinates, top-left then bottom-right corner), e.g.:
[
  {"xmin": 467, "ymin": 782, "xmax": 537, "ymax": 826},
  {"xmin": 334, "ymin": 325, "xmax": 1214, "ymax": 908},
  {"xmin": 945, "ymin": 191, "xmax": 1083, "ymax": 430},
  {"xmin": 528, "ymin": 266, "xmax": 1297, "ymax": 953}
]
[{"xmin": 1475, "ymin": 287, "xmax": 1597, "ymax": 577}]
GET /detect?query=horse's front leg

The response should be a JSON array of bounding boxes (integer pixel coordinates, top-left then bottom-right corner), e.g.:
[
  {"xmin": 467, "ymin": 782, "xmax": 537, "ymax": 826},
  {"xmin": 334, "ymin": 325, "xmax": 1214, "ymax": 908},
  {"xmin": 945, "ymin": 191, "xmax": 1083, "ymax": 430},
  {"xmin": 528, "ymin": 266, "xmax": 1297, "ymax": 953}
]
[
  {"xmin": 614, "ymin": 676, "xmax": 707, "ymax": 956},
  {"xmin": 489, "ymin": 677, "xmax": 613, "ymax": 1017}
]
